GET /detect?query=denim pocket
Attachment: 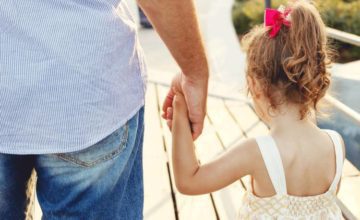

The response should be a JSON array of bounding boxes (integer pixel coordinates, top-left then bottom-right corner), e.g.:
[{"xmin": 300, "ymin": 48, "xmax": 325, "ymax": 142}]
[{"xmin": 55, "ymin": 123, "xmax": 129, "ymax": 167}]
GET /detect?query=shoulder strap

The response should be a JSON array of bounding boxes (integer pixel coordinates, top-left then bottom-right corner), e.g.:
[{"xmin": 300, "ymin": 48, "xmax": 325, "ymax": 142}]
[
  {"xmin": 323, "ymin": 130, "xmax": 344, "ymax": 191},
  {"xmin": 255, "ymin": 136, "xmax": 287, "ymax": 195}
]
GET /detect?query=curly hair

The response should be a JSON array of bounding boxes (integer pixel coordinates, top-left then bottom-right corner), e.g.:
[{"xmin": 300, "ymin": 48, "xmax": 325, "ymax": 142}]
[{"xmin": 242, "ymin": 1, "xmax": 333, "ymax": 119}]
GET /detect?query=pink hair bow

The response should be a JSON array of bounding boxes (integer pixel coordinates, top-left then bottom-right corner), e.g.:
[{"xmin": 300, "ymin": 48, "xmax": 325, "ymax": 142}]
[{"xmin": 264, "ymin": 6, "xmax": 291, "ymax": 38}]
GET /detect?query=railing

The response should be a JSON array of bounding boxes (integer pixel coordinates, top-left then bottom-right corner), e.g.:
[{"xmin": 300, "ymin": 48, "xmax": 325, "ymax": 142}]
[
  {"xmin": 327, "ymin": 27, "xmax": 360, "ymax": 47},
  {"xmin": 323, "ymin": 28, "xmax": 360, "ymax": 127},
  {"xmin": 325, "ymin": 95, "xmax": 360, "ymax": 127}
]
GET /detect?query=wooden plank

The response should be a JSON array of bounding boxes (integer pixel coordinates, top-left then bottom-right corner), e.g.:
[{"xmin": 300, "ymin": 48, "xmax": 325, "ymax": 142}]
[
  {"xmin": 208, "ymin": 97, "xmax": 294, "ymax": 219},
  {"xmin": 199, "ymin": 115, "xmax": 245, "ymax": 220},
  {"xmin": 338, "ymin": 160, "xmax": 360, "ymax": 219},
  {"xmin": 156, "ymin": 85, "xmax": 218, "ymax": 220},
  {"xmin": 207, "ymin": 98, "xmax": 245, "ymax": 148},
  {"xmin": 207, "ymin": 98, "xmax": 251, "ymax": 187},
  {"xmin": 33, "ymin": 195, "xmax": 42, "ymax": 220},
  {"xmin": 26, "ymin": 171, "xmax": 41, "ymax": 220},
  {"xmin": 224, "ymin": 100, "xmax": 269, "ymax": 138},
  {"xmin": 223, "ymin": 100, "xmax": 268, "ymax": 186},
  {"xmin": 143, "ymin": 84, "xmax": 176, "ymax": 220},
  {"xmin": 224, "ymin": 101, "xmax": 266, "ymax": 136}
]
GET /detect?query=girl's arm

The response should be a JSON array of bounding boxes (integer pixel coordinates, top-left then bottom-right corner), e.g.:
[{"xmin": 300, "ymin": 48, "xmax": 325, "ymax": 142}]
[{"xmin": 171, "ymin": 92, "xmax": 260, "ymax": 195}]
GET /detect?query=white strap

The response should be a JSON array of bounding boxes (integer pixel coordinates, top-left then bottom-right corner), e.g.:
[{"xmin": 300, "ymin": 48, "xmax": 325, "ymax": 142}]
[
  {"xmin": 255, "ymin": 136, "xmax": 287, "ymax": 195},
  {"xmin": 324, "ymin": 130, "xmax": 344, "ymax": 191}
]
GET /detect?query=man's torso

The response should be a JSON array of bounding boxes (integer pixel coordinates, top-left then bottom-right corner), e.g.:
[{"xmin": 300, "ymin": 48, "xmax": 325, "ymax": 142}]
[{"xmin": 0, "ymin": 0, "xmax": 147, "ymax": 154}]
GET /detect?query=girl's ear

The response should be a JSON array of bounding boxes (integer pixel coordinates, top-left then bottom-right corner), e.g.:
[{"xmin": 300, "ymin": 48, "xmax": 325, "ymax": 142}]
[
  {"xmin": 247, "ymin": 75, "xmax": 261, "ymax": 99},
  {"xmin": 246, "ymin": 75, "xmax": 254, "ymax": 95}
]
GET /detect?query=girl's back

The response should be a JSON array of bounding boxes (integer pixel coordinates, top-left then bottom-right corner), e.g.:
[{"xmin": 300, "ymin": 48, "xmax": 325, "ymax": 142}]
[
  {"xmin": 253, "ymin": 124, "xmax": 341, "ymax": 198},
  {"xmin": 241, "ymin": 126, "xmax": 344, "ymax": 219}
]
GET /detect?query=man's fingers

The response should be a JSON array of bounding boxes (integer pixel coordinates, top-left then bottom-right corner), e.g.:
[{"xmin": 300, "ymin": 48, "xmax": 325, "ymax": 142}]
[
  {"xmin": 166, "ymin": 119, "xmax": 173, "ymax": 131},
  {"xmin": 190, "ymin": 121, "xmax": 204, "ymax": 140}
]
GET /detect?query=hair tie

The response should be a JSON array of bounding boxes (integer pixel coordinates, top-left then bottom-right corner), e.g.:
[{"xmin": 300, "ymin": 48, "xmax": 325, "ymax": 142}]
[{"xmin": 264, "ymin": 5, "xmax": 291, "ymax": 38}]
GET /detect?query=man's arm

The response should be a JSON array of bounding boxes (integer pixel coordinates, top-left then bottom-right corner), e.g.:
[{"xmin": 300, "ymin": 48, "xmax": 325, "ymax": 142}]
[
  {"xmin": 137, "ymin": 0, "xmax": 208, "ymax": 80},
  {"xmin": 137, "ymin": 0, "xmax": 209, "ymax": 139}
]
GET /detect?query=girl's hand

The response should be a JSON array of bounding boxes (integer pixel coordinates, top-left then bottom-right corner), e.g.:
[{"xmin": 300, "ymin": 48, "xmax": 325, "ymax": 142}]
[
  {"xmin": 171, "ymin": 90, "xmax": 194, "ymax": 151},
  {"xmin": 172, "ymin": 91, "xmax": 191, "ymax": 128},
  {"xmin": 163, "ymin": 74, "xmax": 208, "ymax": 140}
]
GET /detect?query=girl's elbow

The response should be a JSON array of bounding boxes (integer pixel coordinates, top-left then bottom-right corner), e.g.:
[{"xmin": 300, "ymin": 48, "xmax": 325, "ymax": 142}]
[{"xmin": 176, "ymin": 181, "xmax": 201, "ymax": 195}]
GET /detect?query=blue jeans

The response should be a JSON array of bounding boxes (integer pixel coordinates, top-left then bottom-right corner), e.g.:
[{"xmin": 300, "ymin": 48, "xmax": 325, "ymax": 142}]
[{"xmin": 0, "ymin": 107, "xmax": 144, "ymax": 220}]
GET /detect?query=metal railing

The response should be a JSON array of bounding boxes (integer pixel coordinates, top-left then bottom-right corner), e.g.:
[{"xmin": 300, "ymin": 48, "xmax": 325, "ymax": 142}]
[
  {"xmin": 327, "ymin": 27, "xmax": 360, "ymax": 47},
  {"xmin": 324, "ymin": 28, "xmax": 360, "ymax": 127},
  {"xmin": 265, "ymin": 0, "xmax": 272, "ymax": 8},
  {"xmin": 325, "ymin": 95, "xmax": 360, "ymax": 126}
]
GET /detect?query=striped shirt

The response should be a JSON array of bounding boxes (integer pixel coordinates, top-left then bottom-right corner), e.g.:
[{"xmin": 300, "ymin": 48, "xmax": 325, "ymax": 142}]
[{"xmin": 0, "ymin": 0, "xmax": 147, "ymax": 154}]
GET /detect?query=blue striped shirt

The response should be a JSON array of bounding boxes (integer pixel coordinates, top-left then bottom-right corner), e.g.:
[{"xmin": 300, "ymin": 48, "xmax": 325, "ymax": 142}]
[{"xmin": 0, "ymin": 0, "xmax": 147, "ymax": 154}]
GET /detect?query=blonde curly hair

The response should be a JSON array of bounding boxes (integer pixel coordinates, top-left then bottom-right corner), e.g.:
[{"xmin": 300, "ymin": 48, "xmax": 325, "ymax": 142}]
[{"xmin": 242, "ymin": 1, "xmax": 333, "ymax": 119}]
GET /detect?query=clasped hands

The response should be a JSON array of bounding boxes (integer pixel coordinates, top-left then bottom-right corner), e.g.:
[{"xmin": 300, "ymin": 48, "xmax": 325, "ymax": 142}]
[{"xmin": 161, "ymin": 73, "xmax": 208, "ymax": 140}]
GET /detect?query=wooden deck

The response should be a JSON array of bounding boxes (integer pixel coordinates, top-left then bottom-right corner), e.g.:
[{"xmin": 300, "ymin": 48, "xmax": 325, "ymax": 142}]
[
  {"xmin": 142, "ymin": 82, "xmax": 360, "ymax": 220},
  {"xmin": 27, "ymin": 82, "xmax": 360, "ymax": 219}
]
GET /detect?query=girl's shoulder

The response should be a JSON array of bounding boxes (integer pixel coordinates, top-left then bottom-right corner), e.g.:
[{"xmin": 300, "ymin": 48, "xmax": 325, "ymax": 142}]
[
  {"xmin": 229, "ymin": 137, "xmax": 268, "ymax": 176},
  {"xmin": 322, "ymin": 129, "xmax": 346, "ymax": 160}
]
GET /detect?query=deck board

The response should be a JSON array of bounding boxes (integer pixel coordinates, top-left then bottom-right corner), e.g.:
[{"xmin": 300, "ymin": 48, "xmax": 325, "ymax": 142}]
[
  {"xmin": 156, "ymin": 86, "xmax": 218, "ymax": 220},
  {"xmin": 200, "ymin": 117, "xmax": 245, "ymax": 220},
  {"xmin": 29, "ymin": 83, "xmax": 360, "ymax": 220},
  {"xmin": 338, "ymin": 160, "xmax": 360, "ymax": 219},
  {"xmin": 143, "ymin": 84, "xmax": 176, "ymax": 220},
  {"xmin": 207, "ymin": 98, "xmax": 244, "ymax": 148}
]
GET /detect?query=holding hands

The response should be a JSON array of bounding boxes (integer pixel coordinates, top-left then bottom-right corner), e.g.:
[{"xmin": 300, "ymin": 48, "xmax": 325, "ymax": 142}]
[
  {"xmin": 162, "ymin": 73, "xmax": 208, "ymax": 140},
  {"xmin": 138, "ymin": 0, "xmax": 208, "ymax": 139}
]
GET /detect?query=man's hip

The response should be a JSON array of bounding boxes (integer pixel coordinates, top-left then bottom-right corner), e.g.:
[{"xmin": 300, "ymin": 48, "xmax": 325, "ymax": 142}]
[{"xmin": 0, "ymin": 107, "xmax": 145, "ymax": 220}]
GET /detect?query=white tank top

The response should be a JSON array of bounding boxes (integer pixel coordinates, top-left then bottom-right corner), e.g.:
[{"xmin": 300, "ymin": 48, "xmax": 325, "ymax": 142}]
[{"xmin": 238, "ymin": 130, "xmax": 343, "ymax": 219}]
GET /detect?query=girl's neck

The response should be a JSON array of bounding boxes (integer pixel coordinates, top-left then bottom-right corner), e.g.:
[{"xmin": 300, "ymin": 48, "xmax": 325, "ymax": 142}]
[{"xmin": 268, "ymin": 104, "xmax": 316, "ymax": 134}]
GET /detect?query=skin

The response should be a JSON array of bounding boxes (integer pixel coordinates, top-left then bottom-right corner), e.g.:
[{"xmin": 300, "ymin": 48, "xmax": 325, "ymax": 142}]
[
  {"xmin": 171, "ymin": 76, "xmax": 345, "ymax": 196},
  {"xmin": 137, "ymin": 0, "xmax": 209, "ymax": 140}
]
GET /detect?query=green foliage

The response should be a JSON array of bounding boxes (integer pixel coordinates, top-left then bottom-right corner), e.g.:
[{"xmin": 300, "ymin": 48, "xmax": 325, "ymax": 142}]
[
  {"xmin": 317, "ymin": 0, "xmax": 360, "ymax": 35},
  {"xmin": 232, "ymin": 0, "xmax": 360, "ymax": 62}
]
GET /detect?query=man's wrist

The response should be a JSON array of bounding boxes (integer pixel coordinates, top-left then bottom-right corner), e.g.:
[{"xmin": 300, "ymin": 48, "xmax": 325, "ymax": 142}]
[{"xmin": 182, "ymin": 68, "xmax": 209, "ymax": 83}]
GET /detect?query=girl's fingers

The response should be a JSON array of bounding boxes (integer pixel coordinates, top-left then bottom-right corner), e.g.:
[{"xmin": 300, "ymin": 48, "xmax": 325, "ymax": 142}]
[
  {"xmin": 162, "ymin": 87, "xmax": 176, "ymax": 119},
  {"xmin": 173, "ymin": 93, "xmax": 187, "ymax": 114},
  {"xmin": 167, "ymin": 107, "xmax": 173, "ymax": 120},
  {"xmin": 167, "ymin": 119, "xmax": 173, "ymax": 131},
  {"xmin": 162, "ymin": 112, "xmax": 167, "ymax": 119}
]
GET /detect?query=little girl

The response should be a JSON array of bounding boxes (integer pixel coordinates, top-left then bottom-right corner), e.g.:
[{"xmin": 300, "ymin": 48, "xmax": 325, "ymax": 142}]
[{"xmin": 170, "ymin": 1, "xmax": 345, "ymax": 219}]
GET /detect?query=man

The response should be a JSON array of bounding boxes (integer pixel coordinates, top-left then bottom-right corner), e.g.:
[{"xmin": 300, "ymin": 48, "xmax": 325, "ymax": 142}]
[{"xmin": 0, "ymin": 0, "xmax": 208, "ymax": 219}]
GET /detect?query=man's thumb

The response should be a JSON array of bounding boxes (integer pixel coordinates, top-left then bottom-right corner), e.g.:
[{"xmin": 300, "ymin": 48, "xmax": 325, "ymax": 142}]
[{"xmin": 191, "ymin": 122, "xmax": 204, "ymax": 140}]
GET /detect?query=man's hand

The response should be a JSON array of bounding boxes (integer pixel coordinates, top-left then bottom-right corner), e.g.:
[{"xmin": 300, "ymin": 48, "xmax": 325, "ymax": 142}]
[
  {"xmin": 162, "ymin": 73, "xmax": 208, "ymax": 140},
  {"xmin": 138, "ymin": 0, "xmax": 209, "ymax": 139}
]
